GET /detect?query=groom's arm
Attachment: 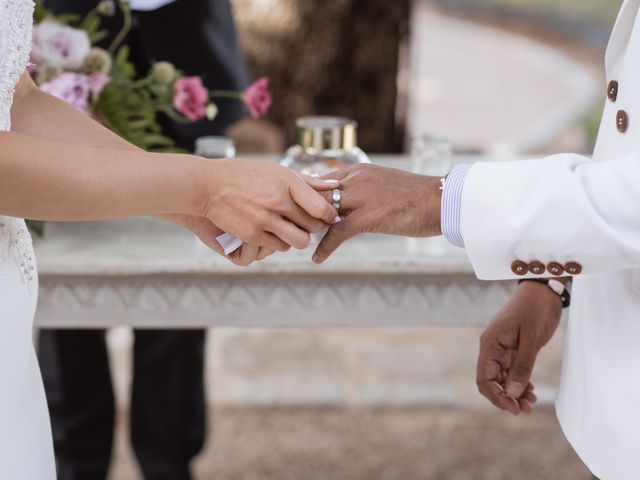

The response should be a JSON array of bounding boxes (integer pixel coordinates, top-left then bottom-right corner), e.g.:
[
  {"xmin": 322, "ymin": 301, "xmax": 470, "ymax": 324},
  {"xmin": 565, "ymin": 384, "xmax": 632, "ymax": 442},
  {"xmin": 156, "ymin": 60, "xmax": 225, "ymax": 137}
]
[{"xmin": 314, "ymin": 151, "xmax": 640, "ymax": 280}]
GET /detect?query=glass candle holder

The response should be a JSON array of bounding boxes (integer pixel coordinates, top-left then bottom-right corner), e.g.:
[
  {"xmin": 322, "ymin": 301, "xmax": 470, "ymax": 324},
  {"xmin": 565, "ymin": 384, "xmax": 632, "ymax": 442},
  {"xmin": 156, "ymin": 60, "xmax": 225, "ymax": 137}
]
[
  {"xmin": 195, "ymin": 136, "xmax": 236, "ymax": 159},
  {"xmin": 280, "ymin": 116, "xmax": 370, "ymax": 175}
]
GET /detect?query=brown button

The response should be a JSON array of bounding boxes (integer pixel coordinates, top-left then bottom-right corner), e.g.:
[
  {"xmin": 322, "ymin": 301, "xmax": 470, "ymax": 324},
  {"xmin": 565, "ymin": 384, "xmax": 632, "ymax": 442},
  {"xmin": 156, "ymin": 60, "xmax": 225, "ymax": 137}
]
[
  {"xmin": 511, "ymin": 260, "xmax": 528, "ymax": 276},
  {"xmin": 547, "ymin": 262, "xmax": 565, "ymax": 276},
  {"xmin": 565, "ymin": 262, "xmax": 583, "ymax": 275},
  {"xmin": 528, "ymin": 261, "xmax": 545, "ymax": 275},
  {"xmin": 608, "ymin": 80, "xmax": 619, "ymax": 102},
  {"xmin": 617, "ymin": 110, "xmax": 629, "ymax": 133}
]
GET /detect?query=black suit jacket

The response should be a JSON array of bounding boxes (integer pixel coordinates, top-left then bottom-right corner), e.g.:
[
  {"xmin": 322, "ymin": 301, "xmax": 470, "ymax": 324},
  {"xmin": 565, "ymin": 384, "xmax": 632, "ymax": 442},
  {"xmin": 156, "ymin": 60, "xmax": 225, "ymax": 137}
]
[{"xmin": 45, "ymin": 0, "xmax": 249, "ymax": 149}]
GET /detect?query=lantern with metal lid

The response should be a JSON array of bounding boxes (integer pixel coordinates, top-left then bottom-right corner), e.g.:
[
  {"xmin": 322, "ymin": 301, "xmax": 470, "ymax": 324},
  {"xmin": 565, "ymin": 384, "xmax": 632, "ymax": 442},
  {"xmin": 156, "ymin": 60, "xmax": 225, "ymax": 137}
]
[{"xmin": 280, "ymin": 116, "xmax": 370, "ymax": 175}]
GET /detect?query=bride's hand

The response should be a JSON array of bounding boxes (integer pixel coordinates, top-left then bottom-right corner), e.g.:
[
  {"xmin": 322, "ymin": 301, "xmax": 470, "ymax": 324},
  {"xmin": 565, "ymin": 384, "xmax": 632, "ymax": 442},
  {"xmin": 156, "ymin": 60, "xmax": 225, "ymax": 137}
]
[
  {"xmin": 196, "ymin": 159, "xmax": 338, "ymax": 251},
  {"xmin": 158, "ymin": 213, "xmax": 276, "ymax": 266}
]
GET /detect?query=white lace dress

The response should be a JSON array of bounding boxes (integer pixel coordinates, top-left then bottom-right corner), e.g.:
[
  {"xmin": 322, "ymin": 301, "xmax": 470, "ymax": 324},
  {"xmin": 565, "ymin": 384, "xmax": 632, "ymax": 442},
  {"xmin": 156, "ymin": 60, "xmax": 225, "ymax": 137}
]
[{"xmin": 0, "ymin": 1, "xmax": 56, "ymax": 478}]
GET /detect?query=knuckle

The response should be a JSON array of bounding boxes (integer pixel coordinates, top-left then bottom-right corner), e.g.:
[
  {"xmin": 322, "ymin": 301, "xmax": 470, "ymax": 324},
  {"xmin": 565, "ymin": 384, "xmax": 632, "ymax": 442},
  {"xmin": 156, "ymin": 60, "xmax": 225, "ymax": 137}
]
[
  {"xmin": 487, "ymin": 343, "xmax": 504, "ymax": 358},
  {"xmin": 265, "ymin": 194, "xmax": 285, "ymax": 212},
  {"xmin": 246, "ymin": 226, "xmax": 262, "ymax": 242}
]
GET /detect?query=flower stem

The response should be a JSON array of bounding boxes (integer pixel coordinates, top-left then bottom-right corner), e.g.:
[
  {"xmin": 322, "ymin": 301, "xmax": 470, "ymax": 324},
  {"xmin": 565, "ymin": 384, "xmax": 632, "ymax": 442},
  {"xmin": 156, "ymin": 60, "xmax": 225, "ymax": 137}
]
[
  {"xmin": 108, "ymin": 1, "xmax": 132, "ymax": 55},
  {"xmin": 80, "ymin": 7, "xmax": 99, "ymax": 31},
  {"xmin": 133, "ymin": 76, "xmax": 154, "ymax": 89},
  {"xmin": 209, "ymin": 90, "xmax": 245, "ymax": 100}
]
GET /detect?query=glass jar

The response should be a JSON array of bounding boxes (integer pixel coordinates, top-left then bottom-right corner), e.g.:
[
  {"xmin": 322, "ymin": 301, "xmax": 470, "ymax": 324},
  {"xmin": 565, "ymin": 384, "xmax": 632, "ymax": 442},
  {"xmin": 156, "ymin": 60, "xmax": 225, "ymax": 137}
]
[{"xmin": 280, "ymin": 116, "xmax": 370, "ymax": 175}]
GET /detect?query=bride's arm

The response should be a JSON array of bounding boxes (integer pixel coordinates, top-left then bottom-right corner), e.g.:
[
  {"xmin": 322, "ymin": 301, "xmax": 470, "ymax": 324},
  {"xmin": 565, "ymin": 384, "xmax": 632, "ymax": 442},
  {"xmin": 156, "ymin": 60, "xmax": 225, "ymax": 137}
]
[
  {"xmin": 2, "ymin": 73, "xmax": 337, "ymax": 253},
  {"xmin": 10, "ymin": 73, "xmax": 271, "ymax": 263},
  {"xmin": 0, "ymin": 130, "xmax": 199, "ymax": 221},
  {"xmin": 11, "ymin": 73, "xmax": 145, "ymax": 152}
]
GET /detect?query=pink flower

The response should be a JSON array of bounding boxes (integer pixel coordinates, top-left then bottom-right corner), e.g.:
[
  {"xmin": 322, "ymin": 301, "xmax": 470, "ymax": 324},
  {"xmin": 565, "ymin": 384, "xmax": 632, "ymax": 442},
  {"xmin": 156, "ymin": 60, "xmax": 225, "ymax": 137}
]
[
  {"xmin": 31, "ymin": 20, "xmax": 91, "ymax": 70},
  {"xmin": 40, "ymin": 72, "xmax": 91, "ymax": 115},
  {"xmin": 173, "ymin": 76, "xmax": 208, "ymax": 121},
  {"xmin": 87, "ymin": 73, "xmax": 110, "ymax": 102},
  {"xmin": 244, "ymin": 77, "xmax": 272, "ymax": 119}
]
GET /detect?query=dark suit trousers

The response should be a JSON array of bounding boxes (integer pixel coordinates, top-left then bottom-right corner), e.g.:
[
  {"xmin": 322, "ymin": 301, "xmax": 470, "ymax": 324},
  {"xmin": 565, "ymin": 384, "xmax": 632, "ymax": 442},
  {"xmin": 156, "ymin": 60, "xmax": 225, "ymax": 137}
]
[{"xmin": 38, "ymin": 329, "xmax": 206, "ymax": 480}]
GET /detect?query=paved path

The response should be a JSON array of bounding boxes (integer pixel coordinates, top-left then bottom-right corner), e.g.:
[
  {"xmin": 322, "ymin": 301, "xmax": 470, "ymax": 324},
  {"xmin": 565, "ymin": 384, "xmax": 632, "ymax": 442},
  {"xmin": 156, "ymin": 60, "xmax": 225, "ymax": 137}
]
[
  {"xmin": 109, "ymin": 408, "xmax": 590, "ymax": 480},
  {"xmin": 407, "ymin": 6, "xmax": 602, "ymax": 154}
]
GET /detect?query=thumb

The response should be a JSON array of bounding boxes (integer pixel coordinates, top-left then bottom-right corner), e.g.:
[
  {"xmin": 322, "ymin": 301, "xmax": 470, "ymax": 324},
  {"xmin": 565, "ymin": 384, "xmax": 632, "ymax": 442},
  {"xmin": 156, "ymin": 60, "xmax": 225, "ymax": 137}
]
[{"xmin": 505, "ymin": 342, "xmax": 539, "ymax": 398}]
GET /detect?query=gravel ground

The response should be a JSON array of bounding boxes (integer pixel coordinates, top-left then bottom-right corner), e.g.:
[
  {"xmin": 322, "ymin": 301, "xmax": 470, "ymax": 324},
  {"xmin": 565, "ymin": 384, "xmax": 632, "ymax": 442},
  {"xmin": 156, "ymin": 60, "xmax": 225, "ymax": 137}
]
[{"xmin": 109, "ymin": 407, "xmax": 592, "ymax": 480}]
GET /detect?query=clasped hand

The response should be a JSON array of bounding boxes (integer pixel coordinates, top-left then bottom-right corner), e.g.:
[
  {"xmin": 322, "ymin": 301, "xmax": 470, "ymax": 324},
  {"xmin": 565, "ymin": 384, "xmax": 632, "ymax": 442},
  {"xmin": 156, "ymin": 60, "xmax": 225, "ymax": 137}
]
[
  {"xmin": 190, "ymin": 158, "xmax": 338, "ymax": 266},
  {"xmin": 194, "ymin": 162, "xmax": 444, "ymax": 267}
]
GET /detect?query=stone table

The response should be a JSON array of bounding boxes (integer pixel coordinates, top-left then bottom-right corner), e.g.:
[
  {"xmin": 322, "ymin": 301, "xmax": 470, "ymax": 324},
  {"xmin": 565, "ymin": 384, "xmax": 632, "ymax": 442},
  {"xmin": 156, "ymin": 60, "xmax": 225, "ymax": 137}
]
[{"xmin": 34, "ymin": 156, "xmax": 514, "ymax": 329}]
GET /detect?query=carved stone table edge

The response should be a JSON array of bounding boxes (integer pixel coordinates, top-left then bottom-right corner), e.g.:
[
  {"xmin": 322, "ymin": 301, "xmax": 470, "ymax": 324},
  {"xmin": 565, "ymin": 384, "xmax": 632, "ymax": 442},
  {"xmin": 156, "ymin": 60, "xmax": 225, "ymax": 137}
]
[{"xmin": 35, "ymin": 273, "xmax": 516, "ymax": 329}]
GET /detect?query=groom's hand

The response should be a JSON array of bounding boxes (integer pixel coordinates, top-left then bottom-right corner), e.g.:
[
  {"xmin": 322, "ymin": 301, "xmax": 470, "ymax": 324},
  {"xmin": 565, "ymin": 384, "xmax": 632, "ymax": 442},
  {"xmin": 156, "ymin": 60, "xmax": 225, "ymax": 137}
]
[
  {"xmin": 476, "ymin": 281, "xmax": 565, "ymax": 415},
  {"xmin": 312, "ymin": 164, "xmax": 442, "ymax": 263}
]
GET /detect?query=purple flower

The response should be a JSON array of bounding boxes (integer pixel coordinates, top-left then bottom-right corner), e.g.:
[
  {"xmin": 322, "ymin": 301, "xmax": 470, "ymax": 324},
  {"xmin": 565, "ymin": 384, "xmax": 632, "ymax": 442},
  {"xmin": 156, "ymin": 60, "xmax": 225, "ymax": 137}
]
[
  {"xmin": 40, "ymin": 73, "xmax": 91, "ymax": 114},
  {"xmin": 31, "ymin": 19, "xmax": 91, "ymax": 70}
]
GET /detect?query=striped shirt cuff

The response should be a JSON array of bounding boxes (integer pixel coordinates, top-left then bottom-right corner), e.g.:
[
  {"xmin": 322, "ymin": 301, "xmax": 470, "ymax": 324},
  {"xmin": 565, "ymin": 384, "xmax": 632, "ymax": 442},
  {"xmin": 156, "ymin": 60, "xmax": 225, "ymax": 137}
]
[{"xmin": 441, "ymin": 164, "xmax": 471, "ymax": 248}]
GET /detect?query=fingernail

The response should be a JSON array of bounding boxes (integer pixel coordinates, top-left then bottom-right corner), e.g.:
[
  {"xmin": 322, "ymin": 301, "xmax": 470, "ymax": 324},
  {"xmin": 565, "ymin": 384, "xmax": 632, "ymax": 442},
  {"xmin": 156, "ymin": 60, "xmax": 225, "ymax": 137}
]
[
  {"xmin": 332, "ymin": 216, "xmax": 342, "ymax": 224},
  {"xmin": 312, "ymin": 254, "xmax": 319, "ymax": 263},
  {"xmin": 507, "ymin": 381, "xmax": 525, "ymax": 396}
]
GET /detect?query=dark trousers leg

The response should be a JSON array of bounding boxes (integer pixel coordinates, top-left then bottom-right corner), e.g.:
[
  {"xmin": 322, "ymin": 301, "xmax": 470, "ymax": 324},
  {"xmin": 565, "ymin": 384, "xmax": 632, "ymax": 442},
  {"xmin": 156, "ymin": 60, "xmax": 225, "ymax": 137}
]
[
  {"xmin": 131, "ymin": 330, "xmax": 206, "ymax": 480},
  {"xmin": 38, "ymin": 329, "xmax": 115, "ymax": 480}
]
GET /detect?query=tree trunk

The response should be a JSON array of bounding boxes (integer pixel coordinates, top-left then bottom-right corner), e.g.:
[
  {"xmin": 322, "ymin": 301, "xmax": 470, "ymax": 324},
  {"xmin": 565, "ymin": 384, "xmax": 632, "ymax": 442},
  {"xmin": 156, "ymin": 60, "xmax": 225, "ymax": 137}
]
[{"xmin": 232, "ymin": 0, "xmax": 410, "ymax": 153}]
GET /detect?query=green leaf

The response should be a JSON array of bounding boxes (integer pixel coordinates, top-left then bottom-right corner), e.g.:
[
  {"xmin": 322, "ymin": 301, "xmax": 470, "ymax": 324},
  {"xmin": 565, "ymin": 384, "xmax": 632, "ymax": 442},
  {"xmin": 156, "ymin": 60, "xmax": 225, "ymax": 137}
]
[
  {"xmin": 57, "ymin": 13, "xmax": 83, "ymax": 25},
  {"xmin": 113, "ymin": 46, "xmax": 136, "ymax": 81},
  {"xmin": 95, "ymin": 82, "xmax": 177, "ymax": 151},
  {"xmin": 89, "ymin": 30, "xmax": 110, "ymax": 44},
  {"xmin": 34, "ymin": 3, "xmax": 53, "ymax": 22}
]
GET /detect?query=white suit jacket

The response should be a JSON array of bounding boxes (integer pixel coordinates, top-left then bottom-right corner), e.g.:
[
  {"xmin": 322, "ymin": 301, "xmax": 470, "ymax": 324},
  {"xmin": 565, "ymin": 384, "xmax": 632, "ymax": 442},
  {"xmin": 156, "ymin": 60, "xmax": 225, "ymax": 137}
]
[{"xmin": 461, "ymin": 1, "xmax": 640, "ymax": 478}]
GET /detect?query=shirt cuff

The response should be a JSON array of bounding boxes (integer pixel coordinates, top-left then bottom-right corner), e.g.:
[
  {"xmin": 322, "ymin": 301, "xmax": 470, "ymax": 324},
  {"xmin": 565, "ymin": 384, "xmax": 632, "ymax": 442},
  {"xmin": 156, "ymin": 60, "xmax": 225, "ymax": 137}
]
[{"xmin": 441, "ymin": 164, "xmax": 471, "ymax": 248}]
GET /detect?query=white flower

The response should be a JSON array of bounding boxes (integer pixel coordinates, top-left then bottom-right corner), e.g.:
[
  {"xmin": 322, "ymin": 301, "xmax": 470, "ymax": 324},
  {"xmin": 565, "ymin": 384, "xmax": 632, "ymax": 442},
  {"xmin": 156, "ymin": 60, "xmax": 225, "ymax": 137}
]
[{"xmin": 31, "ymin": 19, "xmax": 91, "ymax": 70}]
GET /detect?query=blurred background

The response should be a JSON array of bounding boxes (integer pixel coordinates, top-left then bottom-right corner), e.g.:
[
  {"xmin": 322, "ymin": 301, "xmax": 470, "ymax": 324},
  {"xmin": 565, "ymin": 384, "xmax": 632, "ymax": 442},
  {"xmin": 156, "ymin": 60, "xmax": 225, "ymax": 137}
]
[{"xmin": 95, "ymin": 0, "xmax": 620, "ymax": 478}]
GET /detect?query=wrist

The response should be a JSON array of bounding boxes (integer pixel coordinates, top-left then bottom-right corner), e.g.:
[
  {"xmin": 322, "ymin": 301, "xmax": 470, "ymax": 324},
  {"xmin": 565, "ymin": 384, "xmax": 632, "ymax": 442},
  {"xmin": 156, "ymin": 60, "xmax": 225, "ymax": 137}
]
[
  {"xmin": 422, "ymin": 176, "xmax": 442, "ymax": 236},
  {"xmin": 189, "ymin": 156, "xmax": 223, "ymax": 217},
  {"xmin": 519, "ymin": 279, "xmax": 568, "ymax": 309}
]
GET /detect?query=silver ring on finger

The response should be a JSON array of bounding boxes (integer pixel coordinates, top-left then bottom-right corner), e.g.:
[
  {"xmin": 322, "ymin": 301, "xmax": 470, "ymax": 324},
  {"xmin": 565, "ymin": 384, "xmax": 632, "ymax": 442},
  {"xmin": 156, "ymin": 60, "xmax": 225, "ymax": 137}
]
[{"xmin": 332, "ymin": 188, "xmax": 342, "ymax": 211}]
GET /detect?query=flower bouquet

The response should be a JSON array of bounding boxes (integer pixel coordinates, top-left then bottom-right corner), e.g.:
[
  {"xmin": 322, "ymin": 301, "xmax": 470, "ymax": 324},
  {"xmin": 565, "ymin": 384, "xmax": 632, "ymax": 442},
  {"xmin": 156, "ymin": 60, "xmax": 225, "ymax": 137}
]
[{"xmin": 28, "ymin": 0, "xmax": 272, "ymax": 234}]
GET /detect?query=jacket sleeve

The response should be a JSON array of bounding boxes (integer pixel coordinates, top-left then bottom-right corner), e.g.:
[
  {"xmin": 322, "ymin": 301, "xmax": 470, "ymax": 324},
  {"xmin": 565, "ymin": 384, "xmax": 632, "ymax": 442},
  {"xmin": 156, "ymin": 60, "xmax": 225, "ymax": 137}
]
[{"xmin": 460, "ymin": 151, "xmax": 640, "ymax": 280}]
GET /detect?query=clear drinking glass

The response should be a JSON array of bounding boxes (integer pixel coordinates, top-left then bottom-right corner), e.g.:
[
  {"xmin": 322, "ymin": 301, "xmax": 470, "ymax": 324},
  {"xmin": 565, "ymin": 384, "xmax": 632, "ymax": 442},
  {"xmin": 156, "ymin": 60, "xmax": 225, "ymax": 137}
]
[
  {"xmin": 195, "ymin": 136, "xmax": 236, "ymax": 159},
  {"xmin": 408, "ymin": 134, "xmax": 453, "ymax": 256},
  {"xmin": 411, "ymin": 133, "xmax": 453, "ymax": 177}
]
